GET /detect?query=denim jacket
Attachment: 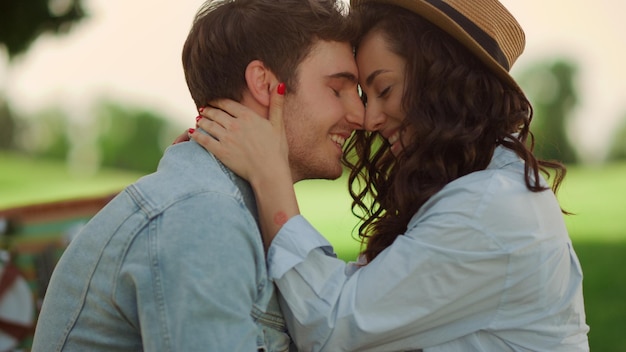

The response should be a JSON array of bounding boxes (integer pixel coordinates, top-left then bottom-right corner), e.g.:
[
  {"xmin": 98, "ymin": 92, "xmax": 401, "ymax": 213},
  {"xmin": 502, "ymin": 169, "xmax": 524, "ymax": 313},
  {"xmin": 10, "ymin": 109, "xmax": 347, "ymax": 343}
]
[{"xmin": 32, "ymin": 141, "xmax": 291, "ymax": 351}]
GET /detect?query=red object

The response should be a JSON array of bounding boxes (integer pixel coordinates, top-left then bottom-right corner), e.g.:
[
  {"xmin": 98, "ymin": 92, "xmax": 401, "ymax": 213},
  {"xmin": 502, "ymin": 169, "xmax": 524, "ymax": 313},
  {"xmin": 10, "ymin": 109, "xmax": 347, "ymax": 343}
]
[{"xmin": 277, "ymin": 82, "xmax": 286, "ymax": 95}]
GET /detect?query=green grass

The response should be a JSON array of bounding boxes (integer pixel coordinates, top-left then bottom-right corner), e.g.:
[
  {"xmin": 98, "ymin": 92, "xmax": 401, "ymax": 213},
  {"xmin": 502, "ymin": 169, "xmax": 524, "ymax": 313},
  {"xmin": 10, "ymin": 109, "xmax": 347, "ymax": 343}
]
[
  {"xmin": 559, "ymin": 163, "xmax": 626, "ymax": 242},
  {"xmin": 2, "ymin": 152, "xmax": 624, "ymax": 351},
  {"xmin": 574, "ymin": 242, "xmax": 626, "ymax": 351},
  {"xmin": 552, "ymin": 164, "xmax": 626, "ymax": 351},
  {"xmin": 0, "ymin": 153, "xmax": 142, "ymax": 210}
]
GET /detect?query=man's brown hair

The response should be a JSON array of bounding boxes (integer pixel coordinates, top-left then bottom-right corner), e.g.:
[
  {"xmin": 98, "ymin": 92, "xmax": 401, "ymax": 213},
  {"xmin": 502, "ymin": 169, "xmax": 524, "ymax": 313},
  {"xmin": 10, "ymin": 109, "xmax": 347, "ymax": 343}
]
[{"xmin": 182, "ymin": 0, "xmax": 356, "ymax": 108}]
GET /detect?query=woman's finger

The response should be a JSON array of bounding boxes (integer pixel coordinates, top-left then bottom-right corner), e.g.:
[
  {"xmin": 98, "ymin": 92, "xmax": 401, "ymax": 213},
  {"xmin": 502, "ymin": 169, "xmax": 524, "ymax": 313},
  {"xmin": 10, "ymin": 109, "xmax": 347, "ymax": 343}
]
[
  {"xmin": 190, "ymin": 128, "xmax": 222, "ymax": 154},
  {"xmin": 198, "ymin": 116, "xmax": 231, "ymax": 142},
  {"xmin": 205, "ymin": 99, "xmax": 256, "ymax": 123},
  {"xmin": 199, "ymin": 105, "xmax": 236, "ymax": 130}
]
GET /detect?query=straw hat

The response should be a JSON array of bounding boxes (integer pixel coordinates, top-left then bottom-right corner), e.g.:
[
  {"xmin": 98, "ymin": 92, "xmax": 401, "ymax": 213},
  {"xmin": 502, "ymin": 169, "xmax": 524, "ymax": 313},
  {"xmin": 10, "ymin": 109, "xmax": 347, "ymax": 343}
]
[{"xmin": 350, "ymin": 0, "xmax": 526, "ymax": 95}]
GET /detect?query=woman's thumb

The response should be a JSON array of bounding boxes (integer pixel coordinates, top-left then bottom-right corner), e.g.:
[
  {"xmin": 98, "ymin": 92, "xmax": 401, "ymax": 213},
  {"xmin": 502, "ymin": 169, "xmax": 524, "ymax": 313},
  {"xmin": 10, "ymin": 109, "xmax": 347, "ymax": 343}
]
[{"xmin": 269, "ymin": 82, "xmax": 286, "ymax": 129}]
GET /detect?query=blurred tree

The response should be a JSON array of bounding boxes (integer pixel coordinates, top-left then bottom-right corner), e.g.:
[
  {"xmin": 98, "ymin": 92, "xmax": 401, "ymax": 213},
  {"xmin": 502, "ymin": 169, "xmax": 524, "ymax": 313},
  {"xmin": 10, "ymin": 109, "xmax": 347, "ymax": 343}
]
[
  {"xmin": 96, "ymin": 101, "xmax": 180, "ymax": 173},
  {"xmin": 607, "ymin": 112, "xmax": 626, "ymax": 161},
  {"xmin": 519, "ymin": 59, "xmax": 579, "ymax": 164},
  {"xmin": 0, "ymin": 0, "xmax": 86, "ymax": 59},
  {"xmin": 0, "ymin": 98, "xmax": 17, "ymax": 150},
  {"xmin": 16, "ymin": 107, "xmax": 71, "ymax": 160},
  {"xmin": 0, "ymin": 0, "xmax": 87, "ymax": 161}
]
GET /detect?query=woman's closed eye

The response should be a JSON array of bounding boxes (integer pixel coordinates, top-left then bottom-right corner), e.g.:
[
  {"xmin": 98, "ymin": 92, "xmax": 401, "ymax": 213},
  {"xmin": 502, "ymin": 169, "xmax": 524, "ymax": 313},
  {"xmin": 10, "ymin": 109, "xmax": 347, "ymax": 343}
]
[{"xmin": 377, "ymin": 86, "xmax": 391, "ymax": 98}]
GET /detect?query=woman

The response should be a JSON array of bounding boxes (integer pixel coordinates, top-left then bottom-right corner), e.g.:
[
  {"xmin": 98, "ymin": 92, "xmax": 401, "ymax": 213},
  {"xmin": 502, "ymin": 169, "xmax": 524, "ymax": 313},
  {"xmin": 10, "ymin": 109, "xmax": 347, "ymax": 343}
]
[{"xmin": 191, "ymin": 0, "xmax": 590, "ymax": 350}]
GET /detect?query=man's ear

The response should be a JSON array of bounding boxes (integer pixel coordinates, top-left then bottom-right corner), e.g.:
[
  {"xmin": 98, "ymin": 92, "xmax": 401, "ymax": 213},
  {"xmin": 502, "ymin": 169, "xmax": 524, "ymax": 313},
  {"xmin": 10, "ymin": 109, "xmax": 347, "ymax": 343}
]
[{"xmin": 244, "ymin": 60, "xmax": 278, "ymax": 108}]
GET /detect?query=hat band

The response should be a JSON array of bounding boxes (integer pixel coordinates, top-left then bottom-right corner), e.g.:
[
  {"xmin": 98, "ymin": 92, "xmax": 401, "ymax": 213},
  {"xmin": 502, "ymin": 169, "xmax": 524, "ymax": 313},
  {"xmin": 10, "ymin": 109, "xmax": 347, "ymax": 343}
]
[{"xmin": 424, "ymin": 0, "xmax": 510, "ymax": 70}]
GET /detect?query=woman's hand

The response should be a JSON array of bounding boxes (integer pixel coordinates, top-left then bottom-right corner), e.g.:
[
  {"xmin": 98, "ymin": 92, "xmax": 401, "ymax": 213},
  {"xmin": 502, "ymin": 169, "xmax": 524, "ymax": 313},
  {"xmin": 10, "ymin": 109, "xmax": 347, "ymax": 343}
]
[
  {"xmin": 191, "ymin": 84, "xmax": 289, "ymax": 186},
  {"xmin": 190, "ymin": 83, "xmax": 298, "ymax": 246}
]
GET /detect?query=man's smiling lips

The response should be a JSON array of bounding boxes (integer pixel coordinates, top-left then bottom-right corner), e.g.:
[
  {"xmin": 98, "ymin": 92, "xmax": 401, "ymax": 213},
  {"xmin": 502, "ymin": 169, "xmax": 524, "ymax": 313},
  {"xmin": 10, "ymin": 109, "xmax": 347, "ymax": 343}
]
[{"xmin": 330, "ymin": 133, "xmax": 348, "ymax": 149}]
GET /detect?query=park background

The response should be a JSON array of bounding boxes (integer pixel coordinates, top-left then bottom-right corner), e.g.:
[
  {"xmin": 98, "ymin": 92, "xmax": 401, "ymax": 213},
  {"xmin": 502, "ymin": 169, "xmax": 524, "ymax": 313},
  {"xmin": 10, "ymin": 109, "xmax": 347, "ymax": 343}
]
[{"xmin": 1, "ymin": 0, "xmax": 625, "ymax": 351}]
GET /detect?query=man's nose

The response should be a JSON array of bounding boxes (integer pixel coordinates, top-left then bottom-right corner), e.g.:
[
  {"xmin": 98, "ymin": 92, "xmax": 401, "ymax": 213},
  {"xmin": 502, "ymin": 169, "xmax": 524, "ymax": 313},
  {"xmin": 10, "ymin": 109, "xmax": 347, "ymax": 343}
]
[{"xmin": 345, "ymin": 92, "xmax": 365, "ymax": 129}]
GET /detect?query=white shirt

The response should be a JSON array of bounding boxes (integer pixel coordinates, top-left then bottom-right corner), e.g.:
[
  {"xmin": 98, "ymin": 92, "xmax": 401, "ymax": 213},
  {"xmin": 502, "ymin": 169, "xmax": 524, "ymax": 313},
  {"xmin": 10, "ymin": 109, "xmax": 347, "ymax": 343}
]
[{"xmin": 268, "ymin": 146, "xmax": 589, "ymax": 352}]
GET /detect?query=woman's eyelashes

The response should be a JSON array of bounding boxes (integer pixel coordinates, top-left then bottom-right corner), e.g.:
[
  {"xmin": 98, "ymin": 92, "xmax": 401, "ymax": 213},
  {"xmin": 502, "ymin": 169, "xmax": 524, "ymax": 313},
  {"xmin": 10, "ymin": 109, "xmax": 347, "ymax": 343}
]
[{"xmin": 377, "ymin": 86, "xmax": 391, "ymax": 98}]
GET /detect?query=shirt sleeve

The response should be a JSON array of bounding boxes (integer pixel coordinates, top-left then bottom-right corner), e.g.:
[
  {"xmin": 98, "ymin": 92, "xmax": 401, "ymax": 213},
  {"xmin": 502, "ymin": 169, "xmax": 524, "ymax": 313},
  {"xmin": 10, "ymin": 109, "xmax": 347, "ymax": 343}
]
[
  {"xmin": 267, "ymin": 215, "xmax": 336, "ymax": 279},
  {"xmin": 268, "ymin": 212, "xmax": 509, "ymax": 352},
  {"xmin": 121, "ymin": 194, "xmax": 263, "ymax": 351}
]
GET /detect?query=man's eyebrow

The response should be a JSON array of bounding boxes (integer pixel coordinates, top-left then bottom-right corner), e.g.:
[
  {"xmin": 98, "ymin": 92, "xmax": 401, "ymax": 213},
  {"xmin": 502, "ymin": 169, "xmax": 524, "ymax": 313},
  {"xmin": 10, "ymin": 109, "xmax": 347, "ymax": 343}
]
[
  {"xmin": 327, "ymin": 72, "xmax": 358, "ymax": 84},
  {"xmin": 365, "ymin": 69, "xmax": 389, "ymax": 87}
]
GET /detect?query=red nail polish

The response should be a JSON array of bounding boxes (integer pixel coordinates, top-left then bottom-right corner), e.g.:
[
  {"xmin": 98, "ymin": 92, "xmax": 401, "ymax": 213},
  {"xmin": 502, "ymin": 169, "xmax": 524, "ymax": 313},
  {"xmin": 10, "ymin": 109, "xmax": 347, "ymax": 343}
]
[
  {"xmin": 277, "ymin": 83, "xmax": 286, "ymax": 95},
  {"xmin": 199, "ymin": 107, "xmax": 204, "ymax": 113},
  {"xmin": 188, "ymin": 128, "xmax": 195, "ymax": 134},
  {"xmin": 195, "ymin": 115, "xmax": 202, "ymax": 123}
]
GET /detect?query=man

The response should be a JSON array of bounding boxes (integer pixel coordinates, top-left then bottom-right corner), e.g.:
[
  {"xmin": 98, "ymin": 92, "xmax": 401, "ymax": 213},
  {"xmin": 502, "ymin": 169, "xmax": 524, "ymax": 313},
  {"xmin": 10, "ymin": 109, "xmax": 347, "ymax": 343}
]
[{"xmin": 31, "ymin": 0, "xmax": 363, "ymax": 350}]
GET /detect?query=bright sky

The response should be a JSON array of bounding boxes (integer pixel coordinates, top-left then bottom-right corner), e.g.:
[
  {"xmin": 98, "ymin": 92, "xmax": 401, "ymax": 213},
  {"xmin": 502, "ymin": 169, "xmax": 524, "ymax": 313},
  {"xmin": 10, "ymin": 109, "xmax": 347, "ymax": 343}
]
[{"xmin": 1, "ymin": 0, "xmax": 625, "ymax": 162}]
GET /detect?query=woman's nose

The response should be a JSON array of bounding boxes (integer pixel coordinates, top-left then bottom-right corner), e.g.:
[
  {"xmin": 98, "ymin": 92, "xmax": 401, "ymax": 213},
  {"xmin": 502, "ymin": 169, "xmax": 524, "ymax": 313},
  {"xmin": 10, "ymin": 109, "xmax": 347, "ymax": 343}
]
[{"xmin": 364, "ymin": 104, "xmax": 386, "ymax": 132}]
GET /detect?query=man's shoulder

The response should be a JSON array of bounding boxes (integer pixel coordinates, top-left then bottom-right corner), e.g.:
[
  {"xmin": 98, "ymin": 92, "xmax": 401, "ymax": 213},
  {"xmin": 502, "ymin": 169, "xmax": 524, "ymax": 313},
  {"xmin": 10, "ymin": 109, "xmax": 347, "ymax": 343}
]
[{"xmin": 131, "ymin": 143, "xmax": 243, "ymax": 208}]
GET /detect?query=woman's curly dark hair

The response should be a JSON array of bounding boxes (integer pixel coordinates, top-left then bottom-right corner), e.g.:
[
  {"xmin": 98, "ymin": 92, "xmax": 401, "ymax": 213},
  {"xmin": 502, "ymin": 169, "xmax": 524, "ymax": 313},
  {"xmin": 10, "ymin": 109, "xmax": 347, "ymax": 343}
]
[{"xmin": 344, "ymin": 4, "xmax": 567, "ymax": 263}]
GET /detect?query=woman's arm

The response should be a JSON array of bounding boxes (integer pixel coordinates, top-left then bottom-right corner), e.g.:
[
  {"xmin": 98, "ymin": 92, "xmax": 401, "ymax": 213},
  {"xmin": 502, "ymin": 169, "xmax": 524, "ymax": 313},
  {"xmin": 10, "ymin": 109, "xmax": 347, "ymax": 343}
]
[{"xmin": 191, "ymin": 85, "xmax": 299, "ymax": 248}]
